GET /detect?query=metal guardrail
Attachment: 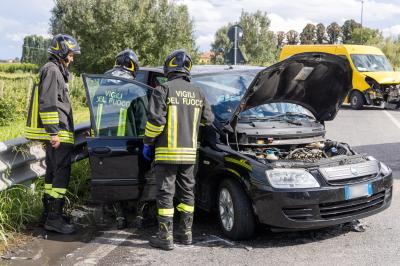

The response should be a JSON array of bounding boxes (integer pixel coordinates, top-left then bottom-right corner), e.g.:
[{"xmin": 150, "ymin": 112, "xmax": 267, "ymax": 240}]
[{"xmin": 0, "ymin": 122, "xmax": 91, "ymax": 191}]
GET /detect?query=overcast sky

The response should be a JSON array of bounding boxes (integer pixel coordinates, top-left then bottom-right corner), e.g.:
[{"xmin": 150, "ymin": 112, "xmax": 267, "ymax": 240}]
[{"xmin": 1, "ymin": 0, "xmax": 400, "ymax": 59}]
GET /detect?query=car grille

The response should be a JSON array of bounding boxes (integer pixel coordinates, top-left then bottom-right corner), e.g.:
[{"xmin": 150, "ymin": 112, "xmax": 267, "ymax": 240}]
[
  {"xmin": 319, "ymin": 161, "xmax": 379, "ymax": 185},
  {"xmin": 282, "ymin": 190, "xmax": 387, "ymax": 221},
  {"xmin": 282, "ymin": 207, "xmax": 314, "ymax": 221},
  {"xmin": 319, "ymin": 191, "xmax": 385, "ymax": 219}
]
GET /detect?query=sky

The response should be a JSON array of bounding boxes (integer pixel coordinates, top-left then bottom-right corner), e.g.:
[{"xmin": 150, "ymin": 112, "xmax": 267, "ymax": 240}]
[{"xmin": 1, "ymin": 0, "xmax": 400, "ymax": 59}]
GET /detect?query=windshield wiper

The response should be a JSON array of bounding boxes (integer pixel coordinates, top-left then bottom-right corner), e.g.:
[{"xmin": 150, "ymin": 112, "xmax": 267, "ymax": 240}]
[
  {"xmin": 273, "ymin": 112, "xmax": 315, "ymax": 121},
  {"xmin": 241, "ymin": 116, "xmax": 272, "ymax": 121},
  {"xmin": 240, "ymin": 115, "xmax": 303, "ymax": 125}
]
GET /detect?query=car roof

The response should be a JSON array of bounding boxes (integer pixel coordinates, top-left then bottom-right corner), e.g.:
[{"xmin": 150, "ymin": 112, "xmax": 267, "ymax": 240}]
[{"xmin": 139, "ymin": 65, "xmax": 264, "ymax": 76}]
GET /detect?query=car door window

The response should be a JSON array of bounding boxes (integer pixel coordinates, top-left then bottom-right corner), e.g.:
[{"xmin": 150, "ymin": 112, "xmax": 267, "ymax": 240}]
[
  {"xmin": 83, "ymin": 75, "xmax": 151, "ymax": 137},
  {"xmin": 148, "ymin": 72, "xmax": 167, "ymax": 88},
  {"xmin": 135, "ymin": 71, "xmax": 147, "ymax": 84}
]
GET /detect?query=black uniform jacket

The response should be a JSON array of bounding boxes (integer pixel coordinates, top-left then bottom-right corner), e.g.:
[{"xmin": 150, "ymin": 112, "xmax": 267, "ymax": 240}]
[
  {"xmin": 25, "ymin": 58, "xmax": 74, "ymax": 144},
  {"xmin": 144, "ymin": 76, "xmax": 214, "ymax": 164}
]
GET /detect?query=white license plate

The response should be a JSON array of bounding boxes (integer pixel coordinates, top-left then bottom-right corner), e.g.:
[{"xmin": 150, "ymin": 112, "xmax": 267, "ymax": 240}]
[{"xmin": 344, "ymin": 183, "xmax": 373, "ymax": 200}]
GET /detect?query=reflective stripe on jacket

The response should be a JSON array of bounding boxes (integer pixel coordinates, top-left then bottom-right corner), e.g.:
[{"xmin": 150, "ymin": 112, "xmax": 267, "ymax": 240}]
[
  {"xmin": 144, "ymin": 76, "xmax": 214, "ymax": 164},
  {"xmin": 25, "ymin": 60, "xmax": 74, "ymax": 144}
]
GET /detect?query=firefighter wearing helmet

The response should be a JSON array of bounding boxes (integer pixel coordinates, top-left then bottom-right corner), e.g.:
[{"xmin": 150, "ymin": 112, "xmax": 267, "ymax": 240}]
[
  {"xmin": 105, "ymin": 49, "xmax": 140, "ymax": 79},
  {"xmin": 25, "ymin": 34, "xmax": 81, "ymax": 234},
  {"xmin": 102, "ymin": 49, "xmax": 150, "ymax": 229},
  {"xmin": 143, "ymin": 50, "xmax": 214, "ymax": 250}
]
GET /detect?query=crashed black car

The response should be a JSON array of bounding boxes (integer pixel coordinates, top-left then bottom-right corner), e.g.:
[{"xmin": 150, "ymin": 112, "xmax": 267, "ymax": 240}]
[{"xmin": 82, "ymin": 53, "xmax": 393, "ymax": 240}]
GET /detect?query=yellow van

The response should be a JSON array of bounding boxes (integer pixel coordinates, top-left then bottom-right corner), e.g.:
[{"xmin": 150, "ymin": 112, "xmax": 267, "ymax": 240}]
[{"xmin": 280, "ymin": 45, "xmax": 400, "ymax": 109}]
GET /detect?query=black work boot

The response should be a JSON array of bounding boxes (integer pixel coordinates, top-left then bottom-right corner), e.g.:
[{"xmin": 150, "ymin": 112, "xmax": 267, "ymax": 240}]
[
  {"xmin": 114, "ymin": 201, "xmax": 127, "ymax": 229},
  {"xmin": 175, "ymin": 212, "xmax": 193, "ymax": 245},
  {"xmin": 40, "ymin": 194, "xmax": 51, "ymax": 225},
  {"xmin": 149, "ymin": 216, "xmax": 174, "ymax": 250},
  {"xmin": 135, "ymin": 201, "xmax": 157, "ymax": 229},
  {"xmin": 44, "ymin": 198, "xmax": 76, "ymax": 234}
]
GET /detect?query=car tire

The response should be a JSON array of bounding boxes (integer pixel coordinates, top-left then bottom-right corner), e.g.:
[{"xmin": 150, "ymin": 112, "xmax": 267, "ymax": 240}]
[
  {"xmin": 217, "ymin": 178, "xmax": 255, "ymax": 240},
  {"xmin": 350, "ymin": 91, "xmax": 365, "ymax": 110}
]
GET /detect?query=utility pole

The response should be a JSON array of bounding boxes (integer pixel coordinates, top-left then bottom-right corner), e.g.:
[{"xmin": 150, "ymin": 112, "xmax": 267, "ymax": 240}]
[
  {"xmin": 234, "ymin": 26, "xmax": 237, "ymax": 65},
  {"xmin": 360, "ymin": 0, "xmax": 364, "ymax": 44}
]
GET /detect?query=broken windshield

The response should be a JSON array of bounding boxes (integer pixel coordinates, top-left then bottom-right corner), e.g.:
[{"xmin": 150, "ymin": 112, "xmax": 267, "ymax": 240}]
[
  {"xmin": 350, "ymin": 54, "xmax": 393, "ymax": 72},
  {"xmin": 240, "ymin": 103, "xmax": 314, "ymax": 123},
  {"xmin": 192, "ymin": 71, "xmax": 258, "ymax": 121}
]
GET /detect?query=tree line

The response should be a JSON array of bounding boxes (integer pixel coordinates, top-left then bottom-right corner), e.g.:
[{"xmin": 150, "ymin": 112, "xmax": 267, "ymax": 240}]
[
  {"xmin": 20, "ymin": 2, "xmax": 400, "ymax": 70},
  {"xmin": 277, "ymin": 19, "xmax": 382, "ymax": 46}
]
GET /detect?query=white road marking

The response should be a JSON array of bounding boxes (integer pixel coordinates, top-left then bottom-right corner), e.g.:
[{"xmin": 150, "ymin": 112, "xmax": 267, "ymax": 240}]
[
  {"xmin": 383, "ymin": 110, "xmax": 400, "ymax": 130},
  {"xmin": 72, "ymin": 230, "xmax": 133, "ymax": 266},
  {"xmin": 209, "ymin": 234, "xmax": 235, "ymax": 246}
]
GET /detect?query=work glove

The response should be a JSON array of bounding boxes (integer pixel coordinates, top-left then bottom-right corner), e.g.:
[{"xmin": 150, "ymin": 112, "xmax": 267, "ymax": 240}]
[{"xmin": 143, "ymin": 144, "xmax": 152, "ymax": 161}]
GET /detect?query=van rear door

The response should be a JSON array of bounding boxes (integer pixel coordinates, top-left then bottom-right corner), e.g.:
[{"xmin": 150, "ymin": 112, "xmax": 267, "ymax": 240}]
[{"xmin": 82, "ymin": 74, "xmax": 156, "ymax": 202}]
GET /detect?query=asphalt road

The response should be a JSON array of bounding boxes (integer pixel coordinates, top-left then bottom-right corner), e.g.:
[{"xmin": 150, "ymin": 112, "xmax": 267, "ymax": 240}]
[{"xmin": 3, "ymin": 107, "xmax": 400, "ymax": 266}]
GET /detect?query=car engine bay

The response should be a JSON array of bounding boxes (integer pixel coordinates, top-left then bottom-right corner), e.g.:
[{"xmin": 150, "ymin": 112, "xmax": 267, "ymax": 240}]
[{"xmin": 235, "ymin": 138, "xmax": 370, "ymax": 168}]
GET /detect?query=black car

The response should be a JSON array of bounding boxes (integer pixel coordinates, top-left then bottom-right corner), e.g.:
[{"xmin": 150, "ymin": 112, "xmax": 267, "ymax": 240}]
[{"xmin": 82, "ymin": 53, "xmax": 393, "ymax": 240}]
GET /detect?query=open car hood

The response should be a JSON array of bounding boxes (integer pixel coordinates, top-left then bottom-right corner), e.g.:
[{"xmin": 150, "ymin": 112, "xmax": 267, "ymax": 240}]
[{"xmin": 230, "ymin": 52, "xmax": 352, "ymax": 126}]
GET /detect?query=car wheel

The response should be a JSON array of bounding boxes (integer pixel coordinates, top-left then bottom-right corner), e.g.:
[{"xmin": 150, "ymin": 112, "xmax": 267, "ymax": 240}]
[
  {"xmin": 350, "ymin": 91, "xmax": 365, "ymax": 110},
  {"xmin": 217, "ymin": 178, "xmax": 255, "ymax": 240}
]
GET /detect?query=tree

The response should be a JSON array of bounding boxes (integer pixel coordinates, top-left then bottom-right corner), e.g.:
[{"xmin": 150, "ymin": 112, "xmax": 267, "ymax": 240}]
[
  {"xmin": 316, "ymin": 23, "xmax": 326, "ymax": 44},
  {"xmin": 21, "ymin": 35, "xmax": 51, "ymax": 66},
  {"xmin": 286, "ymin": 30, "xmax": 299, "ymax": 45},
  {"xmin": 50, "ymin": 0, "xmax": 197, "ymax": 74},
  {"xmin": 326, "ymin": 22, "xmax": 342, "ymax": 44},
  {"xmin": 341, "ymin": 19, "xmax": 361, "ymax": 44},
  {"xmin": 276, "ymin": 31, "xmax": 286, "ymax": 48},
  {"xmin": 211, "ymin": 25, "xmax": 231, "ymax": 64},
  {"xmin": 300, "ymin": 23, "xmax": 316, "ymax": 44},
  {"xmin": 348, "ymin": 27, "xmax": 383, "ymax": 45},
  {"xmin": 210, "ymin": 10, "xmax": 277, "ymax": 65},
  {"xmin": 238, "ymin": 10, "xmax": 277, "ymax": 65},
  {"xmin": 380, "ymin": 37, "xmax": 400, "ymax": 69}
]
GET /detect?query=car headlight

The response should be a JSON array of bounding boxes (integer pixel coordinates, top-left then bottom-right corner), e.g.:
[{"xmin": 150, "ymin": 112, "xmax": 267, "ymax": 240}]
[
  {"xmin": 265, "ymin": 168, "xmax": 320, "ymax": 189},
  {"xmin": 379, "ymin": 162, "xmax": 391, "ymax": 176}
]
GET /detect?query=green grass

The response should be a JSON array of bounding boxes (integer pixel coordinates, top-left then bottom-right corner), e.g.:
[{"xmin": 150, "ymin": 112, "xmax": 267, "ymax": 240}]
[{"xmin": 0, "ymin": 159, "xmax": 91, "ymax": 248}]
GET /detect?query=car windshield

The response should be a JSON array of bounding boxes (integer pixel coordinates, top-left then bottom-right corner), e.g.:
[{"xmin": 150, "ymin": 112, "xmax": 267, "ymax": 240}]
[
  {"xmin": 350, "ymin": 54, "xmax": 393, "ymax": 72},
  {"xmin": 240, "ymin": 103, "xmax": 315, "ymax": 123},
  {"xmin": 192, "ymin": 71, "xmax": 258, "ymax": 121}
]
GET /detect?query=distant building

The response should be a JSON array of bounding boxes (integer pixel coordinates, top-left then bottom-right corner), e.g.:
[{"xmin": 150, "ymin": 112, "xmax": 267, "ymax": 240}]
[{"xmin": 198, "ymin": 51, "xmax": 214, "ymax": 64}]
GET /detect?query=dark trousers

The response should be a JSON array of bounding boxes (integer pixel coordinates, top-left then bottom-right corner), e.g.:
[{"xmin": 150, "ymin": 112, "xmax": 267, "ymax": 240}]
[
  {"xmin": 44, "ymin": 142, "xmax": 73, "ymax": 198},
  {"xmin": 155, "ymin": 164, "xmax": 195, "ymax": 210}
]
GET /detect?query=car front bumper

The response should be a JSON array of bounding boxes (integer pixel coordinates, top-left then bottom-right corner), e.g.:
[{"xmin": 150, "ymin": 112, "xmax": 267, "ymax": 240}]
[{"xmin": 253, "ymin": 173, "xmax": 393, "ymax": 229}]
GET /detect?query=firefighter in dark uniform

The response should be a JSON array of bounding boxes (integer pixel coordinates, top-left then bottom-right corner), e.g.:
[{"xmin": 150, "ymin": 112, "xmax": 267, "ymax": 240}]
[
  {"xmin": 102, "ymin": 49, "xmax": 148, "ymax": 229},
  {"xmin": 105, "ymin": 49, "xmax": 139, "ymax": 80},
  {"xmin": 143, "ymin": 50, "xmax": 214, "ymax": 250},
  {"xmin": 25, "ymin": 34, "xmax": 80, "ymax": 234}
]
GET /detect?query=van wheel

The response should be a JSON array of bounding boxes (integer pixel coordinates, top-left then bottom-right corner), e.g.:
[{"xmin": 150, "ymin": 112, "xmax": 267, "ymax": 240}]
[
  {"xmin": 217, "ymin": 179, "xmax": 255, "ymax": 240},
  {"xmin": 350, "ymin": 91, "xmax": 365, "ymax": 110}
]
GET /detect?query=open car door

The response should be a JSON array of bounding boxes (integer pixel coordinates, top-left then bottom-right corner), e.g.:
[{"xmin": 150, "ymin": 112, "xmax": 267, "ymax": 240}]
[{"xmin": 82, "ymin": 74, "xmax": 156, "ymax": 202}]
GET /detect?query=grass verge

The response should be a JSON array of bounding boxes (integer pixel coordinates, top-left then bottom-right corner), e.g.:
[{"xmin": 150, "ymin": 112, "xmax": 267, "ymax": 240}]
[{"xmin": 0, "ymin": 158, "xmax": 91, "ymax": 253}]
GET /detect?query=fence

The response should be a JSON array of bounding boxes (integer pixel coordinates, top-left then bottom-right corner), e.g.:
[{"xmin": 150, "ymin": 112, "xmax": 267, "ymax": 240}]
[{"xmin": 0, "ymin": 123, "xmax": 91, "ymax": 191}]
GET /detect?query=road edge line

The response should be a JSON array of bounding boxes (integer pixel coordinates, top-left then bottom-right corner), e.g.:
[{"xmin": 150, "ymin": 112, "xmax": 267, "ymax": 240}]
[{"xmin": 383, "ymin": 110, "xmax": 400, "ymax": 129}]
